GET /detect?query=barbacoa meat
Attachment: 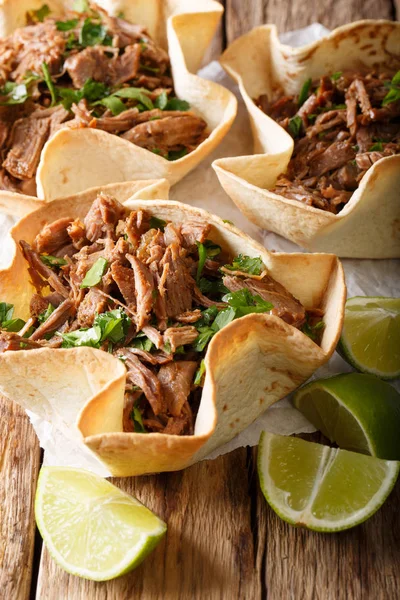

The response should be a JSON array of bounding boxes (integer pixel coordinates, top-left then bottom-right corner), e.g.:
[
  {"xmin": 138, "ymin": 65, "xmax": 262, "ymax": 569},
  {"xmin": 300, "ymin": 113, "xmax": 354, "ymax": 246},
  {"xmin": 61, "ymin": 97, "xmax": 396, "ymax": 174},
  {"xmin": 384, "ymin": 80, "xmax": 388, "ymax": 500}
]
[
  {"xmin": 1, "ymin": 194, "xmax": 320, "ymax": 435},
  {"xmin": 255, "ymin": 69, "xmax": 400, "ymax": 214},
  {"xmin": 0, "ymin": 5, "xmax": 208, "ymax": 194}
]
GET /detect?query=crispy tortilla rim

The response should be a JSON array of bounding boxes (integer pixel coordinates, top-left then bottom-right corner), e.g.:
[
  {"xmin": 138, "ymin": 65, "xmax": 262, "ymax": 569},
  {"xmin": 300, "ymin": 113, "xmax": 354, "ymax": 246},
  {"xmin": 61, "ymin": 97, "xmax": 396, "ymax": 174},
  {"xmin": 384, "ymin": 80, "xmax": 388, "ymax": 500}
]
[
  {"xmin": 215, "ymin": 20, "xmax": 400, "ymax": 258},
  {"xmin": 0, "ymin": 194, "xmax": 345, "ymax": 476},
  {"xmin": 0, "ymin": 0, "xmax": 237, "ymax": 210}
]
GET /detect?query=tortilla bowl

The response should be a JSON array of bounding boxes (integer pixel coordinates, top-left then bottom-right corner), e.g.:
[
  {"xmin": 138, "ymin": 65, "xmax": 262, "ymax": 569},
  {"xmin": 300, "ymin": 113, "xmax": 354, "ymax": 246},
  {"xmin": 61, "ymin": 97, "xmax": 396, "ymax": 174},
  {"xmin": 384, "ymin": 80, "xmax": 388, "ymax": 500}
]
[
  {"xmin": 0, "ymin": 192, "xmax": 346, "ymax": 476},
  {"xmin": 0, "ymin": 0, "xmax": 237, "ymax": 211},
  {"xmin": 215, "ymin": 20, "xmax": 400, "ymax": 258}
]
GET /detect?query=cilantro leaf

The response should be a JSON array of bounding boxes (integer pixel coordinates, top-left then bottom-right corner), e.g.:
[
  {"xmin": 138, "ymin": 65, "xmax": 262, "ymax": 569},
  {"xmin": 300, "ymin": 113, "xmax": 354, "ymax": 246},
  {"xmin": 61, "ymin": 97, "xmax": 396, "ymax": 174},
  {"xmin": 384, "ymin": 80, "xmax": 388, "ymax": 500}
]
[
  {"xmin": 382, "ymin": 71, "xmax": 400, "ymax": 106},
  {"xmin": 80, "ymin": 18, "xmax": 108, "ymax": 47},
  {"xmin": 56, "ymin": 18, "xmax": 79, "ymax": 31},
  {"xmin": 224, "ymin": 254, "xmax": 263, "ymax": 275},
  {"xmin": 0, "ymin": 302, "xmax": 14, "ymax": 324},
  {"xmin": 0, "ymin": 83, "xmax": 29, "ymax": 105},
  {"xmin": 2, "ymin": 318, "xmax": 26, "ymax": 332},
  {"xmin": 301, "ymin": 317, "xmax": 324, "ymax": 341},
  {"xmin": 98, "ymin": 95, "xmax": 126, "ymax": 115},
  {"xmin": 298, "ymin": 78, "xmax": 312, "ymax": 107},
  {"xmin": 198, "ymin": 277, "xmax": 228, "ymax": 295},
  {"xmin": 222, "ymin": 288, "xmax": 273, "ymax": 317},
  {"xmin": 194, "ymin": 359, "xmax": 206, "ymax": 386},
  {"xmin": 40, "ymin": 254, "xmax": 68, "ymax": 267},
  {"xmin": 331, "ymin": 71, "xmax": 343, "ymax": 81},
  {"xmin": 149, "ymin": 216, "xmax": 167, "ymax": 231},
  {"xmin": 59, "ymin": 79, "xmax": 109, "ymax": 110},
  {"xmin": 369, "ymin": 142, "xmax": 384, "ymax": 152},
  {"xmin": 131, "ymin": 404, "xmax": 146, "ymax": 433},
  {"xmin": 131, "ymin": 334, "xmax": 154, "ymax": 352},
  {"xmin": 196, "ymin": 240, "xmax": 221, "ymax": 283},
  {"xmin": 38, "ymin": 303, "xmax": 55, "ymax": 324},
  {"xmin": 114, "ymin": 87, "xmax": 154, "ymax": 110},
  {"xmin": 42, "ymin": 63, "xmax": 57, "ymax": 106},
  {"xmin": 167, "ymin": 148, "xmax": 188, "ymax": 161},
  {"xmin": 80, "ymin": 257, "xmax": 108, "ymax": 288},
  {"xmin": 154, "ymin": 91, "xmax": 168, "ymax": 110},
  {"xmin": 211, "ymin": 306, "xmax": 235, "ymax": 331},
  {"xmin": 192, "ymin": 328, "xmax": 215, "ymax": 352},
  {"xmin": 59, "ymin": 309, "xmax": 130, "ymax": 348},
  {"xmin": 288, "ymin": 115, "xmax": 302, "ymax": 138},
  {"xmin": 165, "ymin": 97, "xmax": 190, "ymax": 111}
]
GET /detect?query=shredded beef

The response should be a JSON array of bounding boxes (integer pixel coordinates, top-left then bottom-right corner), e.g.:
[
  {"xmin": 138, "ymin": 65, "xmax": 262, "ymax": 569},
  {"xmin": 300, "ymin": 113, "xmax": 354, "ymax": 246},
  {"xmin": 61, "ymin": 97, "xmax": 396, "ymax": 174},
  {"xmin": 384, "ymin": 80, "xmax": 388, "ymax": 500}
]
[
  {"xmin": 256, "ymin": 69, "xmax": 400, "ymax": 213},
  {"xmin": 158, "ymin": 361, "xmax": 197, "ymax": 417}
]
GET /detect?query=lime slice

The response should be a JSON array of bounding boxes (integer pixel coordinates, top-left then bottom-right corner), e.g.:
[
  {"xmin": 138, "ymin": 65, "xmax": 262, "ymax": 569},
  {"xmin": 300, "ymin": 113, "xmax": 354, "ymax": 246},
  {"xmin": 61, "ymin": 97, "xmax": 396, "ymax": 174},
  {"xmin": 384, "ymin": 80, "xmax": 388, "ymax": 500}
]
[
  {"xmin": 35, "ymin": 467, "xmax": 167, "ymax": 581},
  {"xmin": 293, "ymin": 373, "xmax": 400, "ymax": 460},
  {"xmin": 339, "ymin": 296, "xmax": 400, "ymax": 379},
  {"xmin": 258, "ymin": 432, "xmax": 399, "ymax": 532}
]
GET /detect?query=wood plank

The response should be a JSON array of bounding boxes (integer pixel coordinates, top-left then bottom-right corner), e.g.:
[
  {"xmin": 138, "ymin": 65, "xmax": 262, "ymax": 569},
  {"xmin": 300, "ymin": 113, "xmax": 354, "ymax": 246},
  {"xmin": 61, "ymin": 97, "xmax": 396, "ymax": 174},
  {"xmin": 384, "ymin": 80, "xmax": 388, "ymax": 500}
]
[
  {"xmin": 201, "ymin": 0, "xmax": 226, "ymax": 65},
  {"xmin": 0, "ymin": 396, "xmax": 41, "ymax": 599},
  {"xmin": 225, "ymin": 0, "xmax": 396, "ymax": 42},
  {"xmin": 251, "ymin": 446, "xmax": 400, "ymax": 600},
  {"xmin": 36, "ymin": 448, "xmax": 261, "ymax": 600}
]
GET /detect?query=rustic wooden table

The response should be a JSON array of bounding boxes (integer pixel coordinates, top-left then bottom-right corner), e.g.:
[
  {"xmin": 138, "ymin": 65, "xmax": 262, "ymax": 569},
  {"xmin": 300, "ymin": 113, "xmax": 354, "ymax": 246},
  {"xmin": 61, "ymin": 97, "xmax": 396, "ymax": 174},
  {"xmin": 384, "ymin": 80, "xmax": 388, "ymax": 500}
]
[{"xmin": 2, "ymin": 1, "xmax": 400, "ymax": 599}]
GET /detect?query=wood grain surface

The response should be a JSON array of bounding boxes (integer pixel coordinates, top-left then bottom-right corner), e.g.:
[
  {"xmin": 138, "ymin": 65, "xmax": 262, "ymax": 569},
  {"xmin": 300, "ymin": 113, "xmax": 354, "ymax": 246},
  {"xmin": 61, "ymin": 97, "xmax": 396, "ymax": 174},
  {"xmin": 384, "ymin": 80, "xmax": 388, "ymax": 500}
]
[
  {"xmin": 2, "ymin": 1, "xmax": 400, "ymax": 599},
  {"xmin": 0, "ymin": 396, "xmax": 40, "ymax": 599}
]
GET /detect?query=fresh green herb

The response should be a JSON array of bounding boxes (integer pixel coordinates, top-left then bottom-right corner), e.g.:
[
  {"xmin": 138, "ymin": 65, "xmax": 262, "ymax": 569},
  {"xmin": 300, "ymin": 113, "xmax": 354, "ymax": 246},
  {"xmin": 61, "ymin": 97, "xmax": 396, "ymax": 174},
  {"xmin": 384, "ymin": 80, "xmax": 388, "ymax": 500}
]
[
  {"xmin": 192, "ymin": 328, "xmax": 215, "ymax": 352},
  {"xmin": 80, "ymin": 257, "xmax": 108, "ymax": 288},
  {"xmin": 40, "ymin": 254, "xmax": 68, "ymax": 267},
  {"xmin": 288, "ymin": 115, "xmax": 302, "ymax": 138},
  {"xmin": 0, "ymin": 83, "xmax": 29, "ymax": 105},
  {"xmin": 222, "ymin": 219, "xmax": 234, "ymax": 225},
  {"xmin": 212, "ymin": 306, "xmax": 235, "ymax": 330},
  {"xmin": 369, "ymin": 142, "xmax": 384, "ymax": 152},
  {"xmin": 151, "ymin": 148, "xmax": 163, "ymax": 156},
  {"xmin": 29, "ymin": 4, "xmax": 51, "ymax": 22},
  {"xmin": 0, "ymin": 302, "xmax": 14, "ymax": 324},
  {"xmin": 42, "ymin": 63, "xmax": 57, "ymax": 106},
  {"xmin": 301, "ymin": 318, "xmax": 324, "ymax": 341},
  {"xmin": 164, "ymin": 97, "xmax": 190, "ymax": 111},
  {"xmin": 352, "ymin": 144, "xmax": 359, "ymax": 152},
  {"xmin": 307, "ymin": 113, "xmax": 317, "ymax": 123},
  {"xmin": 382, "ymin": 71, "xmax": 400, "ymax": 106},
  {"xmin": 73, "ymin": 0, "xmax": 90, "ymax": 11},
  {"xmin": 198, "ymin": 277, "xmax": 228, "ymax": 295},
  {"xmin": 140, "ymin": 63, "xmax": 160, "ymax": 74},
  {"xmin": 131, "ymin": 334, "xmax": 154, "ymax": 352},
  {"xmin": 331, "ymin": 71, "xmax": 343, "ymax": 81},
  {"xmin": 149, "ymin": 216, "xmax": 167, "ymax": 231},
  {"xmin": 196, "ymin": 241, "xmax": 221, "ymax": 283},
  {"xmin": 222, "ymin": 288, "xmax": 273, "ymax": 317},
  {"xmin": 131, "ymin": 404, "xmax": 146, "ymax": 433},
  {"xmin": 195, "ymin": 306, "xmax": 218, "ymax": 328},
  {"xmin": 59, "ymin": 79, "xmax": 109, "ymax": 110},
  {"xmin": 332, "ymin": 103, "xmax": 346, "ymax": 110},
  {"xmin": 154, "ymin": 91, "xmax": 168, "ymax": 110},
  {"xmin": 38, "ymin": 303, "xmax": 55, "ymax": 324},
  {"xmin": 96, "ymin": 310, "xmax": 130, "ymax": 343},
  {"xmin": 60, "ymin": 309, "xmax": 130, "ymax": 348},
  {"xmin": 194, "ymin": 359, "xmax": 206, "ymax": 386},
  {"xmin": 66, "ymin": 32, "xmax": 78, "ymax": 50},
  {"xmin": 2, "ymin": 318, "xmax": 26, "ymax": 332},
  {"xmin": 80, "ymin": 18, "xmax": 109, "ymax": 47},
  {"xmin": 298, "ymin": 78, "xmax": 312, "ymax": 107},
  {"xmin": 167, "ymin": 148, "xmax": 188, "ymax": 161},
  {"xmin": 98, "ymin": 95, "xmax": 126, "ymax": 115},
  {"xmin": 56, "ymin": 18, "xmax": 79, "ymax": 31},
  {"xmin": 114, "ymin": 87, "xmax": 154, "ymax": 110},
  {"xmin": 224, "ymin": 254, "xmax": 263, "ymax": 276}
]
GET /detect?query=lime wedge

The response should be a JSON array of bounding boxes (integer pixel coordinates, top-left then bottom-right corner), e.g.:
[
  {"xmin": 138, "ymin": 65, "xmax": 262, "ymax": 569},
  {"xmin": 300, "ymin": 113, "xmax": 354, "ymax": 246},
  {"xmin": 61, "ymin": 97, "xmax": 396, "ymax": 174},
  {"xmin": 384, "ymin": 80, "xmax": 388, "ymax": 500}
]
[
  {"xmin": 258, "ymin": 432, "xmax": 399, "ymax": 532},
  {"xmin": 35, "ymin": 467, "xmax": 167, "ymax": 581},
  {"xmin": 293, "ymin": 373, "xmax": 400, "ymax": 460},
  {"xmin": 339, "ymin": 296, "xmax": 400, "ymax": 379}
]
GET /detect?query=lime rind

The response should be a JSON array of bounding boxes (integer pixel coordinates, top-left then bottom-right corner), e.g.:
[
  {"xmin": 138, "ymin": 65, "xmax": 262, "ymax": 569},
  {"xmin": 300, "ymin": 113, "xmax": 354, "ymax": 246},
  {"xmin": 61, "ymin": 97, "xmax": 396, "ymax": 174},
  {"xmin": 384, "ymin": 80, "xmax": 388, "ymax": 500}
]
[
  {"xmin": 35, "ymin": 467, "xmax": 167, "ymax": 581},
  {"xmin": 258, "ymin": 432, "xmax": 400, "ymax": 532},
  {"xmin": 340, "ymin": 296, "xmax": 400, "ymax": 380}
]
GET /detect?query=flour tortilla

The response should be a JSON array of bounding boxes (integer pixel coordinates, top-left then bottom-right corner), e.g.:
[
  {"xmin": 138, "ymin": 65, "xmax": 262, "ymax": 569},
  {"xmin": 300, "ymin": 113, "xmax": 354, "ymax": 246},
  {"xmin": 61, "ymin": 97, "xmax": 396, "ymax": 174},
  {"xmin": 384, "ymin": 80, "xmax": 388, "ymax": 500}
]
[
  {"xmin": 0, "ymin": 197, "xmax": 345, "ymax": 476},
  {"xmin": 215, "ymin": 20, "xmax": 400, "ymax": 258},
  {"xmin": 0, "ymin": 0, "xmax": 237, "ymax": 208}
]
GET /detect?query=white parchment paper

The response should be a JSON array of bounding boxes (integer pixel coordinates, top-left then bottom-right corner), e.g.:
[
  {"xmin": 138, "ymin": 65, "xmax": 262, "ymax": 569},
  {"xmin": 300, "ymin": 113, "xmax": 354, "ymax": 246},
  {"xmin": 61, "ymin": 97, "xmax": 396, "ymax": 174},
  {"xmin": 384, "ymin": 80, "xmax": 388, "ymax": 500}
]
[{"xmin": 0, "ymin": 25, "xmax": 399, "ymax": 475}]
